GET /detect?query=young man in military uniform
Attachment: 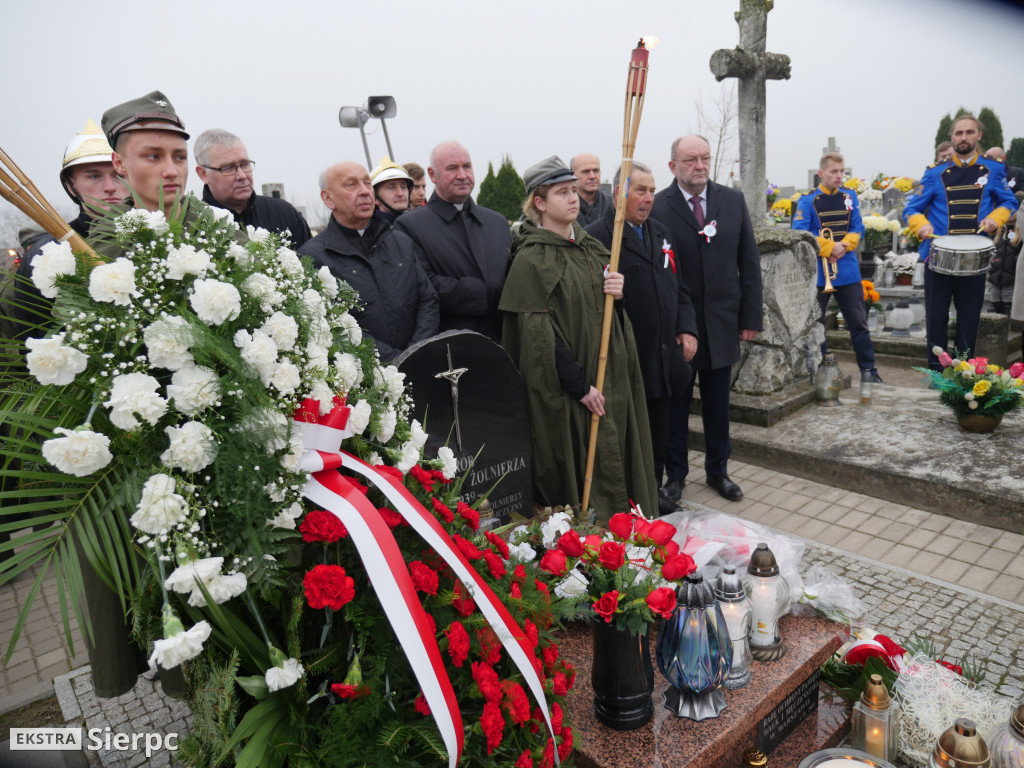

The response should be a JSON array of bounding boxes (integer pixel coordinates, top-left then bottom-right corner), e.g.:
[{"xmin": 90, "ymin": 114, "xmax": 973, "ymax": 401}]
[
  {"xmin": 904, "ymin": 114, "xmax": 1018, "ymax": 370},
  {"xmin": 793, "ymin": 152, "xmax": 882, "ymax": 383}
]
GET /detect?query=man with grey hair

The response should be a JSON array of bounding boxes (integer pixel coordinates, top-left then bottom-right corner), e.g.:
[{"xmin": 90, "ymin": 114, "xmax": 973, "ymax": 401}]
[
  {"xmin": 571, "ymin": 153, "xmax": 612, "ymax": 226},
  {"xmin": 195, "ymin": 128, "xmax": 311, "ymax": 246},
  {"xmin": 585, "ymin": 161, "xmax": 697, "ymax": 512},
  {"xmin": 395, "ymin": 141, "xmax": 511, "ymax": 340},
  {"xmin": 984, "ymin": 146, "xmax": 1024, "ymax": 190}
]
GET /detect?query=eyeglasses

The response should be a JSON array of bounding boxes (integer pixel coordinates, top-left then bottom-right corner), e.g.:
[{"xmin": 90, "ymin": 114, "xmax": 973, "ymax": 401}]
[{"xmin": 201, "ymin": 160, "xmax": 255, "ymax": 176}]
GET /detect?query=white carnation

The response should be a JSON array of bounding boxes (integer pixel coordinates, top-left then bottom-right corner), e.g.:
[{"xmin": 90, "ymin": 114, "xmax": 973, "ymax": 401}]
[
  {"xmin": 190, "ymin": 279, "xmax": 241, "ymax": 325},
  {"xmin": 160, "ymin": 421, "xmax": 217, "ymax": 473},
  {"xmin": 149, "ymin": 619, "xmax": 210, "ymax": 670},
  {"xmin": 347, "ymin": 400, "xmax": 372, "ymax": 436},
  {"xmin": 437, "ymin": 446, "xmax": 457, "ymax": 480},
  {"xmin": 265, "ymin": 657, "xmax": 304, "ymax": 692},
  {"xmin": 260, "ymin": 312, "xmax": 299, "ymax": 351},
  {"xmin": 302, "ymin": 288, "xmax": 325, "ymax": 318},
  {"xmin": 234, "ymin": 329, "xmax": 279, "ymax": 382},
  {"xmin": 309, "ymin": 315, "xmax": 333, "ymax": 346},
  {"xmin": 334, "ymin": 352, "xmax": 363, "ymax": 392},
  {"xmin": 239, "ymin": 408, "xmax": 290, "ymax": 451},
  {"xmin": 167, "ymin": 365, "xmax": 219, "ymax": 414},
  {"xmin": 105, "ymin": 373, "xmax": 167, "ymax": 431},
  {"xmin": 246, "ymin": 225, "xmax": 270, "ymax": 242},
  {"xmin": 396, "ymin": 442, "xmax": 421, "ymax": 473},
  {"xmin": 270, "ymin": 358, "xmax": 301, "ymax": 394},
  {"xmin": 277, "ymin": 246, "xmax": 303, "ymax": 277},
  {"xmin": 376, "ymin": 365, "xmax": 406, "ymax": 405},
  {"xmin": 144, "ymin": 316, "xmax": 194, "ymax": 371},
  {"xmin": 31, "ymin": 240, "xmax": 76, "ymax": 298},
  {"xmin": 267, "ymin": 502, "xmax": 303, "ymax": 529},
  {"xmin": 88, "ymin": 258, "xmax": 136, "ymax": 306},
  {"xmin": 409, "ymin": 420, "xmax": 428, "ymax": 451},
  {"xmin": 165, "ymin": 556, "xmax": 223, "ymax": 595},
  {"xmin": 374, "ymin": 405, "xmax": 397, "ymax": 443},
  {"xmin": 41, "ymin": 427, "xmax": 112, "ymax": 476},
  {"xmin": 25, "ymin": 333, "xmax": 87, "ymax": 385},
  {"xmin": 130, "ymin": 473, "xmax": 188, "ymax": 534},
  {"xmin": 189, "ymin": 572, "xmax": 247, "ymax": 607},
  {"xmin": 509, "ymin": 541, "xmax": 537, "ymax": 563},
  {"xmin": 305, "ymin": 341, "xmax": 330, "ymax": 373},
  {"xmin": 241, "ymin": 273, "xmax": 283, "ymax": 306},
  {"xmin": 317, "ymin": 266, "xmax": 339, "ymax": 298},
  {"xmin": 280, "ymin": 432, "xmax": 307, "ymax": 473},
  {"xmin": 554, "ymin": 568, "xmax": 590, "ymax": 598},
  {"xmin": 338, "ymin": 312, "xmax": 362, "ymax": 345},
  {"xmin": 165, "ymin": 244, "xmax": 212, "ymax": 280},
  {"xmin": 541, "ymin": 511, "xmax": 573, "ymax": 548},
  {"xmin": 305, "ymin": 380, "xmax": 336, "ymax": 415},
  {"xmin": 209, "ymin": 205, "xmax": 235, "ymax": 223},
  {"xmin": 227, "ymin": 242, "xmax": 251, "ymax": 266},
  {"xmin": 115, "ymin": 209, "xmax": 169, "ymax": 237}
]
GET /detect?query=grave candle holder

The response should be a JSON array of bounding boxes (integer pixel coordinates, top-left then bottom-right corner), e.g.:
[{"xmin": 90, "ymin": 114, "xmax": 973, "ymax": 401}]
[
  {"xmin": 713, "ymin": 564, "xmax": 752, "ymax": 689},
  {"xmin": 851, "ymin": 673, "xmax": 900, "ymax": 761},
  {"xmin": 930, "ymin": 718, "xmax": 990, "ymax": 768},
  {"xmin": 746, "ymin": 543, "xmax": 789, "ymax": 661},
  {"xmin": 988, "ymin": 700, "xmax": 1024, "ymax": 768}
]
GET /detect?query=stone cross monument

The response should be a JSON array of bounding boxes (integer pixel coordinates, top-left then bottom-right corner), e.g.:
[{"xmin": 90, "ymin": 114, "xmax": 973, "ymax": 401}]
[{"xmin": 710, "ymin": 0, "xmax": 791, "ymax": 225}]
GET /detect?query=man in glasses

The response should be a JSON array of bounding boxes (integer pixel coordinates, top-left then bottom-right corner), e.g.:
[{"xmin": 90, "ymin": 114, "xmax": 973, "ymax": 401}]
[{"xmin": 195, "ymin": 128, "xmax": 311, "ymax": 247}]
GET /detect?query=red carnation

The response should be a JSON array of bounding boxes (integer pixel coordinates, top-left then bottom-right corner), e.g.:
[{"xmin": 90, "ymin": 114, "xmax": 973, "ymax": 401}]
[
  {"xmin": 430, "ymin": 497, "xmax": 455, "ymax": 523},
  {"xmin": 593, "ymin": 590, "xmax": 620, "ymax": 623},
  {"xmin": 453, "ymin": 534, "xmax": 483, "ymax": 560},
  {"xmin": 477, "ymin": 626, "xmax": 503, "ymax": 665},
  {"xmin": 556, "ymin": 530, "xmax": 584, "ymax": 558},
  {"xmin": 534, "ymin": 579, "xmax": 549, "ymax": 597},
  {"xmin": 410, "ymin": 464, "xmax": 436, "ymax": 491},
  {"xmin": 452, "ymin": 580, "xmax": 476, "ymax": 616},
  {"xmin": 482, "ymin": 550, "xmax": 506, "ymax": 580},
  {"xmin": 375, "ymin": 465, "xmax": 404, "ymax": 481},
  {"xmin": 511, "ymin": 582, "xmax": 522, "ymax": 599},
  {"xmin": 524, "ymin": 618, "xmax": 539, "ymax": 649},
  {"xmin": 446, "ymin": 620, "xmax": 471, "ymax": 667},
  {"xmin": 661, "ymin": 552, "xmax": 696, "ymax": 581},
  {"xmin": 551, "ymin": 672, "xmax": 568, "ymax": 696},
  {"xmin": 598, "ymin": 541, "xmax": 626, "ymax": 571},
  {"xmin": 472, "ymin": 661, "xmax": 502, "ymax": 703},
  {"xmin": 541, "ymin": 738, "xmax": 555, "ymax": 768},
  {"xmin": 299, "ymin": 509, "xmax": 348, "ymax": 543},
  {"xmin": 377, "ymin": 506, "xmax": 406, "ymax": 529},
  {"xmin": 638, "ymin": 519, "xmax": 677, "ymax": 547},
  {"xmin": 539, "ymin": 549, "xmax": 568, "ymax": 577},
  {"xmin": 303, "ymin": 564, "xmax": 355, "ymax": 610},
  {"xmin": 410, "ymin": 561, "xmax": 439, "ymax": 596},
  {"xmin": 430, "ymin": 468, "xmax": 453, "ymax": 484},
  {"xmin": 551, "ymin": 701, "xmax": 564, "ymax": 731},
  {"xmin": 937, "ymin": 659, "xmax": 964, "ymax": 676},
  {"xmin": 485, "ymin": 530, "xmax": 510, "ymax": 560},
  {"xmin": 646, "ymin": 586, "xmax": 678, "ymax": 619},
  {"xmin": 512, "ymin": 564, "xmax": 527, "ymax": 584},
  {"xmin": 561, "ymin": 660, "xmax": 577, "ymax": 690},
  {"xmin": 414, "ymin": 692, "xmax": 431, "ymax": 715},
  {"xmin": 542, "ymin": 643, "xmax": 559, "ymax": 670},
  {"xmin": 456, "ymin": 501, "xmax": 480, "ymax": 531},
  {"xmin": 607, "ymin": 512, "xmax": 634, "ymax": 540},
  {"xmin": 331, "ymin": 683, "xmax": 369, "ymax": 699},
  {"xmin": 480, "ymin": 700, "xmax": 505, "ymax": 753},
  {"xmin": 501, "ymin": 680, "xmax": 531, "ymax": 725},
  {"xmin": 558, "ymin": 725, "xmax": 574, "ymax": 760},
  {"xmin": 515, "ymin": 750, "xmax": 534, "ymax": 768}
]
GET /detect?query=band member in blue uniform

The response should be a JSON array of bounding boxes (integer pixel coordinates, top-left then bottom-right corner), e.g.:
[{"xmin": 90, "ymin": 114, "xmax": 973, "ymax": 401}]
[
  {"xmin": 904, "ymin": 114, "xmax": 1017, "ymax": 370},
  {"xmin": 794, "ymin": 152, "xmax": 882, "ymax": 382}
]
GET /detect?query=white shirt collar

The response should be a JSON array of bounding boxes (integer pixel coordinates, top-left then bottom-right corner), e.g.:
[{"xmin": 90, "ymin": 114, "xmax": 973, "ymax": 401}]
[{"xmin": 679, "ymin": 182, "xmax": 707, "ymax": 205}]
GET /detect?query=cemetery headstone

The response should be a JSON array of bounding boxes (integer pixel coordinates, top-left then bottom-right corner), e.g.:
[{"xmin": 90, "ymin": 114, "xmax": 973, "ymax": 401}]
[{"xmin": 395, "ymin": 330, "xmax": 531, "ymax": 526}]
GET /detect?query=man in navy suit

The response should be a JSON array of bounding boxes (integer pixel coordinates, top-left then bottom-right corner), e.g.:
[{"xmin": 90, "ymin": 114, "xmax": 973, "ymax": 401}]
[{"xmin": 651, "ymin": 135, "xmax": 763, "ymax": 502}]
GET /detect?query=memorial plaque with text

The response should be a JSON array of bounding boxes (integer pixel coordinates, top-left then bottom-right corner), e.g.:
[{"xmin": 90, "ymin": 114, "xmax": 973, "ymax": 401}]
[
  {"xmin": 396, "ymin": 331, "xmax": 531, "ymax": 525},
  {"xmin": 756, "ymin": 669, "xmax": 820, "ymax": 754}
]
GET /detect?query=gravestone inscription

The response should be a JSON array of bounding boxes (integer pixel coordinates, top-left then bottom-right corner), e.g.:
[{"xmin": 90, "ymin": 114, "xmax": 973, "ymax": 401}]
[
  {"xmin": 396, "ymin": 330, "xmax": 531, "ymax": 526},
  {"xmin": 756, "ymin": 668, "xmax": 820, "ymax": 754}
]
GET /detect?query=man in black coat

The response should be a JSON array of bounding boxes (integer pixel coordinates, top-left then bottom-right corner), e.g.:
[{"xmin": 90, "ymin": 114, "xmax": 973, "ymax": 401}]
[
  {"xmin": 651, "ymin": 135, "xmax": 763, "ymax": 502},
  {"xmin": 585, "ymin": 161, "xmax": 697, "ymax": 511},
  {"xmin": 300, "ymin": 162, "xmax": 439, "ymax": 362},
  {"xmin": 195, "ymin": 129, "xmax": 312, "ymax": 247},
  {"xmin": 395, "ymin": 141, "xmax": 511, "ymax": 341}
]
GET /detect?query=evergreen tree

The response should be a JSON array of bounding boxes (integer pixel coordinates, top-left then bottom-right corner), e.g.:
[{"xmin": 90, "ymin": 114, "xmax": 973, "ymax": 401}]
[
  {"xmin": 477, "ymin": 162, "xmax": 498, "ymax": 211},
  {"xmin": 977, "ymin": 106, "xmax": 1004, "ymax": 150},
  {"xmin": 934, "ymin": 107, "xmax": 967, "ymax": 148},
  {"xmin": 479, "ymin": 155, "xmax": 526, "ymax": 222},
  {"xmin": 1007, "ymin": 138, "xmax": 1024, "ymax": 169}
]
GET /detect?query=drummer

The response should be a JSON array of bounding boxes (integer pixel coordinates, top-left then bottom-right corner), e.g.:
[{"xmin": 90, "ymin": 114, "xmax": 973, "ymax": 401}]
[{"xmin": 904, "ymin": 114, "xmax": 1017, "ymax": 371}]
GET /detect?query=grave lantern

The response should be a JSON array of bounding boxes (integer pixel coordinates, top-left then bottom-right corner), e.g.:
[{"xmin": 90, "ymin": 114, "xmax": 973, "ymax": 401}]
[
  {"xmin": 851, "ymin": 673, "xmax": 900, "ymax": 761},
  {"xmin": 745, "ymin": 543, "xmax": 789, "ymax": 661},
  {"xmin": 816, "ymin": 352, "xmax": 842, "ymax": 406},
  {"xmin": 713, "ymin": 564, "xmax": 752, "ymax": 689},
  {"xmin": 988, "ymin": 701, "xmax": 1024, "ymax": 768},
  {"xmin": 888, "ymin": 300, "xmax": 914, "ymax": 337},
  {"xmin": 930, "ymin": 718, "xmax": 990, "ymax": 768}
]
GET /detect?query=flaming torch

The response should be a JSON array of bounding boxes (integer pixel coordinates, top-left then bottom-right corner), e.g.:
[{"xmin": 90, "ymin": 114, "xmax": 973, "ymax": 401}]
[{"xmin": 580, "ymin": 36, "xmax": 656, "ymax": 515}]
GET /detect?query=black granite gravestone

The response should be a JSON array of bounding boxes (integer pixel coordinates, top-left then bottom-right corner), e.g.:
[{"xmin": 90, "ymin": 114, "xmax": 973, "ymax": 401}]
[{"xmin": 395, "ymin": 331, "xmax": 531, "ymax": 526}]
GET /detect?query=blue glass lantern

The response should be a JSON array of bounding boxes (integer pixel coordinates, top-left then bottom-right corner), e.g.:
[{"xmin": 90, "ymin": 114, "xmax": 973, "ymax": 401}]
[{"xmin": 656, "ymin": 572, "xmax": 732, "ymax": 720}]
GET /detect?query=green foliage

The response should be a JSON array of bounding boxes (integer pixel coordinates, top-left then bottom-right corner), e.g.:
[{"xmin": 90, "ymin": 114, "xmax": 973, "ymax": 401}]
[
  {"xmin": 477, "ymin": 155, "xmax": 527, "ymax": 222},
  {"xmin": 820, "ymin": 654, "xmax": 898, "ymax": 701},
  {"xmin": 977, "ymin": 106, "xmax": 1004, "ymax": 149},
  {"xmin": 178, "ymin": 650, "xmax": 242, "ymax": 767},
  {"xmin": 1007, "ymin": 138, "xmax": 1024, "ymax": 168}
]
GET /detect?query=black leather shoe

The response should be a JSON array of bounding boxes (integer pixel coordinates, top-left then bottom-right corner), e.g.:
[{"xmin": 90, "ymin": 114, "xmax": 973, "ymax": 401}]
[
  {"xmin": 658, "ymin": 495, "xmax": 680, "ymax": 516},
  {"xmin": 706, "ymin": 475, "xmax": 743, "ymax": 501},
  {"xmin": 862, "ymin": 369, "xmax": 885, "ymax": 384},
  {"xmin": 660, "ymin": 478, "xmax": 684, "ymax": 502}
]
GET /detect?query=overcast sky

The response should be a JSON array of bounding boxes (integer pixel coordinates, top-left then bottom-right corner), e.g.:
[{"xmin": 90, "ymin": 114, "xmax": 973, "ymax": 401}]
[{"xmin": 5, "ymin": 0, "xmax": 1024, "ymax": 221}]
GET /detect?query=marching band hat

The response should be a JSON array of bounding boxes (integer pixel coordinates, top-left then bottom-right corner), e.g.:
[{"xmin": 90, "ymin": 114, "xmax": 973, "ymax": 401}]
[{"xmin": 101, "ymin": 90, "xmax": 189, "ymax": 148}]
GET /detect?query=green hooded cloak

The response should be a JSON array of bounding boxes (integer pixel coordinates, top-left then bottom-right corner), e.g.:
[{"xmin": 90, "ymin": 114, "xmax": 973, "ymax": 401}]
[{"xmin": 499, "ymin": 221, "xmax": 657, "ymax": 524}]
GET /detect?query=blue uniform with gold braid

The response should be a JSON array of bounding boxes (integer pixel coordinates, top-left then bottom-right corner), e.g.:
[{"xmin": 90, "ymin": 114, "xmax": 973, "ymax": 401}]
[
  {"xmin": 794, "ymin": 185, "xmax": 878, "ymax": 377},
  {"xmin": 904, "ymin": 153, "xmax": 1017, "ymax": 369}
]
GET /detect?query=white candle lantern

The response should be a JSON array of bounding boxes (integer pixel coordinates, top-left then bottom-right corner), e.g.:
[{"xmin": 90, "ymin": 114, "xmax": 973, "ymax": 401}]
[
  {"xmin": 713, "ymin": 564, "xmax": 752, "ymax": 689},
  {"xmin": 851, "ymin": 673, "xmax": 900, "ymax": 761},
  {"xmin": 745, "ymin": 543, "xmax": 789, "ymax": 661}
]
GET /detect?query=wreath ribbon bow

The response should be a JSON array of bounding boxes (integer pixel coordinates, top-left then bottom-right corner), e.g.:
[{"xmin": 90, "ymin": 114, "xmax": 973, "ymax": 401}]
[{"xmin": 295, "ymin": 399, "xmax": 559, "ymax": 767}]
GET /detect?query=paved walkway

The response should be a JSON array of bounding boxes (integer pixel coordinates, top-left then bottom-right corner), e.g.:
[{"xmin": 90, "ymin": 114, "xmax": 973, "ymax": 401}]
[{"xmin": 1, "ymin": 376, "xmax": 1022, "ymax": 765}]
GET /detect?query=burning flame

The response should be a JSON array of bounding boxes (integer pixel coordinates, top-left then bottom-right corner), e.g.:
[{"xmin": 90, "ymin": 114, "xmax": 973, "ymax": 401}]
[{"xmin": 641, "ymin": 36, "xmax": 659, "ymax": 48}]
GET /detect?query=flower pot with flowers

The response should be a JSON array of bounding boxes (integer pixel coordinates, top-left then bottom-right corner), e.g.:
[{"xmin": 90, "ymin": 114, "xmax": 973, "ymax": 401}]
[
  {"xmin": 512, "ymin": 508, "xmax": 696, "ymax": 730},
  {"xmin": 864, "ymin": 214, "xmax": 901, "ymax": 257},
  {"xmin": 915, "ymin": 349, "xmax": 1024, "ymax": 432},
  {"xmin": 887, "ymin": 250, "xmax": 918, "ymax": 285}
]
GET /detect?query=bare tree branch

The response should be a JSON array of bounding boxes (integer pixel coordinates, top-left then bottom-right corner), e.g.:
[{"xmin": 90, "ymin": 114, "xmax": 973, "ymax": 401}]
[{"xmin": 691, "ymin": 82, "xmax": 738, "ymax": 184}]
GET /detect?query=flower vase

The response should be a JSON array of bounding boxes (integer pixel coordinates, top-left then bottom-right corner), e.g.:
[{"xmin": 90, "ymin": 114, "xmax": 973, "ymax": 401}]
[
  {"xmin": 896, "ymin": 274, "xmax": 913, "ymax": 286},
  {"xmin": 591, "ymin": 617, "xmax": 654, "ymax": 730},
  {"xmin": 957, "ymin": 412, "xmax": 1003, "ymax": 433}
]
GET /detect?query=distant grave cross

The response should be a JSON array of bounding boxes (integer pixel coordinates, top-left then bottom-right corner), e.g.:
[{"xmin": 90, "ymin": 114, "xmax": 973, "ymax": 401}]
[
  {"xmin": 434, "ymin": 344, "xmax": 469, "ymax": 451},
  {"xmin": 710, "ymin": 0, "xmax": 791, "ymax": 223}
]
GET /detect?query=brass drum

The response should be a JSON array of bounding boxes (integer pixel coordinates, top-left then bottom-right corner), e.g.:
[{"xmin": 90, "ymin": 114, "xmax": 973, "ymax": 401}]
[{"xmin": 928, "ymin": 234, "xmax": 995, "ymax": 276}]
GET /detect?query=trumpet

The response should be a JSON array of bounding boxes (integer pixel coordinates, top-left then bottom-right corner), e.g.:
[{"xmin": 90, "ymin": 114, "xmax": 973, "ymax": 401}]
[{"xmin": 820, "ymin": 227, "xmax": 838, "ymax": 294}]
